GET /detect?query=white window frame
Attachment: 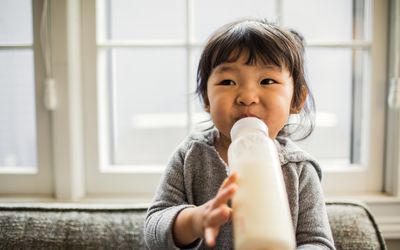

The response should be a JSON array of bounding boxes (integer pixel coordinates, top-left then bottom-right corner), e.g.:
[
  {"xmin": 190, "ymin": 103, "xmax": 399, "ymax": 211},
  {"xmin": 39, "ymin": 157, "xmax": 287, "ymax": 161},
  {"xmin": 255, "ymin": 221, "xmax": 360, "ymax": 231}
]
[
  {"xmin": 81, "ymin": 0, "xmax": 388, "ymax": 197},
  {"xmin": 0, "ymin": 0, "xmax": 89, "ymax": 200},
  {"xmin": 0, "ymin": 0, "xmax": 53, "ymax": 196}
]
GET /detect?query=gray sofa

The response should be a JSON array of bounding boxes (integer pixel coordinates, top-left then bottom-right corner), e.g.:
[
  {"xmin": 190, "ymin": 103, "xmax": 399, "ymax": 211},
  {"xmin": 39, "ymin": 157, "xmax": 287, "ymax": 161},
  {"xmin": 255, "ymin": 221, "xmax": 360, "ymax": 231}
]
[{"xmin": 0, "ymin": 201, "xmax": 386, "ymax": 249}]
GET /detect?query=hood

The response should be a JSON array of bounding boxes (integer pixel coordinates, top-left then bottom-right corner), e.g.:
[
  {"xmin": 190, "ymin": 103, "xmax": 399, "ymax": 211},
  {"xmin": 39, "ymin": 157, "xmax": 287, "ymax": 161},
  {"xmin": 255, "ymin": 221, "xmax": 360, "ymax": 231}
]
[{"xmin": 275, "ymin": 136, "xmax": 322, "ymax": 180}]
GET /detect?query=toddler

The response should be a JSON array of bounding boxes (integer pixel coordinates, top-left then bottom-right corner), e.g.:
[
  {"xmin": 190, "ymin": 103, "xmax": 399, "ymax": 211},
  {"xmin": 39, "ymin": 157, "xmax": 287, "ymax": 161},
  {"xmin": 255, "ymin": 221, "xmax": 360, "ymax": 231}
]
[{"xmin": 144, "ymin": 18, "xmax": 335, "ymax": 250}]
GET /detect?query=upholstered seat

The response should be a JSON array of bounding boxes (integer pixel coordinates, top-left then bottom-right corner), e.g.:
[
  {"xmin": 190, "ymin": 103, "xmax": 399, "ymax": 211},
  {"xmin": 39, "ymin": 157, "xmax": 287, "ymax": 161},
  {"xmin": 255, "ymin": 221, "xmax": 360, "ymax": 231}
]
[{"xmin": 0, "ymin": 201, "xmax": 386, "ymax": 249}]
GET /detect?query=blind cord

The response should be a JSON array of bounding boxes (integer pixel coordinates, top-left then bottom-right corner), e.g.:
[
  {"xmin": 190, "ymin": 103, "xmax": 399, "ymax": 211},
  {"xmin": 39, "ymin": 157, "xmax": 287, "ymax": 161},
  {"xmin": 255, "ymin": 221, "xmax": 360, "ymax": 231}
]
[{"xmin": 40, "ymin": 0, "xmax": 57, "ymax": 111}]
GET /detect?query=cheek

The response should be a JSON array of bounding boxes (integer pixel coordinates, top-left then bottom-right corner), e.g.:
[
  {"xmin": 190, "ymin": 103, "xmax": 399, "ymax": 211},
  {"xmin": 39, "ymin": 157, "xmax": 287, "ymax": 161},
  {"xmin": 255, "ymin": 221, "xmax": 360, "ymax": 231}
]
[
  {"xmin": 283, "ymin": 86, "xmax": 295, "ymax": 112},
  {"xmin": 208, "ymin": 92, "xmax": 228, "ymax": 109},
  {"xmin": 269, "ymin": 89, "xmax": 293, "ymax": 112},
  {"xmin": 209, "ymin": 99, "xmax": 228, "ymax": 117},
  {"xmin": 265, "ymin": 92, "xmax": 293, "ymax": 133},
  {"xmin": 270, "ymin": 98, "xmax": 291, "ymax": 122}
]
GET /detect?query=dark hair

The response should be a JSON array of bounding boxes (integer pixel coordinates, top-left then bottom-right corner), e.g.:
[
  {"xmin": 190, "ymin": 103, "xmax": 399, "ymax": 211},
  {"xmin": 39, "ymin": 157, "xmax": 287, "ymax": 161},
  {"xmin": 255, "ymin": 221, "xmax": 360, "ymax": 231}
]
[{"xmin": 195, "ymin": 18, "xmax": 315, "ymax": 140}]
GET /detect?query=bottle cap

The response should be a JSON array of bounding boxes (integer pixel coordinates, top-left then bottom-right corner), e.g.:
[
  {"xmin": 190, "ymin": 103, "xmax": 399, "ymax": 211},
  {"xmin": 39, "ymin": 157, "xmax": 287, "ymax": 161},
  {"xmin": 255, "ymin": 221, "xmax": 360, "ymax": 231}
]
[{"xmin": 230, "ymin": 117, "xmax": 268, "ymax": 141}]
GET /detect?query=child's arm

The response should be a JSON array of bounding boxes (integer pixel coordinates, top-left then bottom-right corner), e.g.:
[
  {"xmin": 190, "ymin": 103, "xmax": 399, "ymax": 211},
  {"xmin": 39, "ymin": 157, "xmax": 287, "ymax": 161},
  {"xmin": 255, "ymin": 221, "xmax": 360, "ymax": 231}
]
[
  {"xmin": 173, "ymin": 172, "xmax": 237, "ymax": 248},
  {"xmin": 144, "ymin": 141, "xmax": 237, "ymax": 250},
  {"xmin": 296, "ymin": 164, "xmax": 336, "ymax": 250}
]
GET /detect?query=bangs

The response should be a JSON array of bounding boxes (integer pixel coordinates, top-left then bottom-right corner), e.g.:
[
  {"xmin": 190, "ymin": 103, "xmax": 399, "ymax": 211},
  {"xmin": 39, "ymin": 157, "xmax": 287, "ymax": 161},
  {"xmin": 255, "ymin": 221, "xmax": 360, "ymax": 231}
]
[{"xmin": 208, "ymin": 22, "xmax": 298, "ymax": 75}]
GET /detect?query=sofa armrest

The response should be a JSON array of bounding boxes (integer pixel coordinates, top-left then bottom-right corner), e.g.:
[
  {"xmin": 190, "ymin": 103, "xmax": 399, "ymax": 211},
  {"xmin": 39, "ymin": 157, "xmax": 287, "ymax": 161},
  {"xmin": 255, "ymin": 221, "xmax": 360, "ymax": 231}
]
[{"xmin": 326, "ymin": 201, "xmax": 386, "ymax": 250}]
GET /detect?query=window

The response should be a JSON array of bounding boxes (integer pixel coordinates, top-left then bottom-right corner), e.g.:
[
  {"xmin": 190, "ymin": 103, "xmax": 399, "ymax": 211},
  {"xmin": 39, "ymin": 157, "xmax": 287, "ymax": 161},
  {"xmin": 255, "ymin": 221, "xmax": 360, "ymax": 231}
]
[
  {"xmin": 0, "ymin": 0, "xmax": 391, "ymax": 198},
  {"xmin": 0, "ymin": 0, "xmax": 52, "ymax": 195},
  {"xmin": 94, "ymin": 0, "xmax": 276, "ymax": 167},
  {"xmin": 81, "ymin": 0, "xmax": 388, "ymax": 196},
  {"xmin": 289, "ymin": 0, "xmax": 370, "ymax": 167},
  {"xmin": 94, "ymin": 0, "xmax": 371, "ymax": 167}
]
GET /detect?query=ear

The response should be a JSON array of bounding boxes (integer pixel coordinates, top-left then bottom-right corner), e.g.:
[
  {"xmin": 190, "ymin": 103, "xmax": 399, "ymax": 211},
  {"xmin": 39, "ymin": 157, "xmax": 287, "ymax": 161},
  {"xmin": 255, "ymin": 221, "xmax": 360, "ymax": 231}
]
[
  {"xmin": 290, "ymin": 85, "xmax": 308, "ymax": 114},
  {"xmin": 203, "ymin": 96, "xmax": 210, "ymax": 113},
  {"xmin": 204, "ymin": 104, "xmax": 210, "ymax": 112}
]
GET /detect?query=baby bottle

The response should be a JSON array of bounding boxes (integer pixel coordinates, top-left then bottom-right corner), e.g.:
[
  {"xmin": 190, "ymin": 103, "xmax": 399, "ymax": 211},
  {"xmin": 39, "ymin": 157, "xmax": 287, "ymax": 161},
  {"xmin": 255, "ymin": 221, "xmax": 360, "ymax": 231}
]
[{"xmin": 228, "ymin": 117, "xmax": 295, "ymax": 250}]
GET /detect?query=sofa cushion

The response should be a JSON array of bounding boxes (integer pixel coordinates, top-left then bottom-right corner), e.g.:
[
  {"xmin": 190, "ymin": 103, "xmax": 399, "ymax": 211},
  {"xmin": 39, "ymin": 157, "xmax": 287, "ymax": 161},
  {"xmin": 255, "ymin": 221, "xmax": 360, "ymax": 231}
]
[
  {"xmin": 0, "ymin": 204, "xmax": 148, "ymax": 250},
  {"xmin": 0, "ymin": 202, "xmax": 386, "ymax": 249}
]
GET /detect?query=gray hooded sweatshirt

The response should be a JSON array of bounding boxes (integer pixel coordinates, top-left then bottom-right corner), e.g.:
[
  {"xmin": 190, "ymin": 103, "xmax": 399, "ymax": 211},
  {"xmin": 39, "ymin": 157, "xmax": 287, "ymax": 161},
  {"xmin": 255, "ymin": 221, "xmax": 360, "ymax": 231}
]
[{"xmin": 144, "ymin": 128, "xmax": 335, "ymax": 250}]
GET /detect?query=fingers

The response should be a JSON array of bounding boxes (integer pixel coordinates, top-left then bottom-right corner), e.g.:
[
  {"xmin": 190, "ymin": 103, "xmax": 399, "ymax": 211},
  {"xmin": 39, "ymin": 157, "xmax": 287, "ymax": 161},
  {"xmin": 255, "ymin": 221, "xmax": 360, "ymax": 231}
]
[
  {"xmin": 214, "ymin": 182, "xmax": 237, "ymax": 208},
  {"xmin": 205, "ymin": 204, "xmax": 231, "ymax": 227},
  {"xmin": 219, "ymin": 171, "xmax": 238, "ymax": 191},
  {"xmin": 214, "ymin": 172, "xmax": 238, "ymax": 207},
  {"xmin": 200, "ymin": 172, "xmax": 239, "ymax": 247},
  {"xmin": 203, "ymin": 206, "xmax": 231, "ymax": 247},
  {"xmin": 205, "ymin": 227, "xmax": 219, "ymax": 247}
]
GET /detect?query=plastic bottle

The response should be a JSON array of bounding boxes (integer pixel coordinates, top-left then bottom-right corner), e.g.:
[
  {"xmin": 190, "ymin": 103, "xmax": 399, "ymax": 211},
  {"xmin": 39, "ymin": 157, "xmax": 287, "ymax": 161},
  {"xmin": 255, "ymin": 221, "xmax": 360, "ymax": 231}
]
[{"xmin": 228, "ymin": 117, "xmax": 295, "ymax": 250}]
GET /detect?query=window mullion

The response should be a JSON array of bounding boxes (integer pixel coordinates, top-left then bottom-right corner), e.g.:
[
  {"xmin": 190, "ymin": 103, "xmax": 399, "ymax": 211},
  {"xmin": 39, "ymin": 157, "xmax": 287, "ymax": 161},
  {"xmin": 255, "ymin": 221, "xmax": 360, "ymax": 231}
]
[
  {"xmin": 98, "ymin": 40, "xmax": 187, "ymax": 47},
  {"xmin": 306, "ymin": 41, "xmax": 371, "ymax": 48},
  {"xmin": 385, "ymin": 0, "xmax": 400, "ymax": 197},
  {"xmin": 276, "ymin": 0, "xmax": 283, "ymax": 26},
  {"xmin": 50, "ymin": 0, "xmax": 85, "ymax": 200},
  {"xmin": 0, "ymin": 45, "xmax": 33, "ymax": 49},
  {"xmin": 350, "ymin": 0, "xmax": 368, "ymax": 164}
]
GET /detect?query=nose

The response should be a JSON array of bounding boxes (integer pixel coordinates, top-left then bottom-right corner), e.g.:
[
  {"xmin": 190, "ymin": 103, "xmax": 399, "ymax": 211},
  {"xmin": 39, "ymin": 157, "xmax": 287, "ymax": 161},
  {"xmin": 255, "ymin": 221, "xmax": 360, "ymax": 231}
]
[{"xmin": 236, "ymin": 85, "xmax": 259, "ymax": 106}]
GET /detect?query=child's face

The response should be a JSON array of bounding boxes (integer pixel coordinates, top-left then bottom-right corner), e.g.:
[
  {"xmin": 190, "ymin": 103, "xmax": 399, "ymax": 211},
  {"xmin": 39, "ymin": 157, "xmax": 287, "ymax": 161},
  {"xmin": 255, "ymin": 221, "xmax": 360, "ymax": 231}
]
[{"xmin": 205, "ymin": 54, "xmax": 294, "ymax": 143}]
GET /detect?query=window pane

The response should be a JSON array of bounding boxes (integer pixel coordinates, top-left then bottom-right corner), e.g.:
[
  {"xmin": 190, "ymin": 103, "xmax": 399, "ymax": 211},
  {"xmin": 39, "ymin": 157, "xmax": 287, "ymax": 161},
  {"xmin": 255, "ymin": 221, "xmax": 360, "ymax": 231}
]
[
  {"xmin": 105, "ymin": 48, "xmax": 187, "ymax": 165},
  {"xmin": 0, "ymin": 50, "xmax": 37, "ymax": 167},
  {"xmin": 190, "ymin": 48, "xmax": 212, "ymax": 130},
  {"xmin": 297, "ymin": 48, "xmax": 353, "ymax": 163},
  {"xmin": 97, "ymin": 0, "xmax": 186, "ymax": 41},
  {"xmin": 0, "ymin": 0, "xmax": 32, "ymax": 44},
  {"xmin": 194, "ymin": 0, "xmax": 276, "ymax": 43},
  {"xmin": 95, "ymin": 1, "xmax": 370, "ymax": 168},
  {"xmin": 282, "ymin": 0, "xmax": 354, "ymax": 41}
]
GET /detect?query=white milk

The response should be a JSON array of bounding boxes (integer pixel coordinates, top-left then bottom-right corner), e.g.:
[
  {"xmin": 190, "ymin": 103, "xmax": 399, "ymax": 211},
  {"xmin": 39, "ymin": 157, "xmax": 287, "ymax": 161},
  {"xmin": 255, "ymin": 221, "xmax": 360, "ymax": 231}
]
[{"xmin": 228, "ymin": 117, "xmax": 295, "ymax": 250}]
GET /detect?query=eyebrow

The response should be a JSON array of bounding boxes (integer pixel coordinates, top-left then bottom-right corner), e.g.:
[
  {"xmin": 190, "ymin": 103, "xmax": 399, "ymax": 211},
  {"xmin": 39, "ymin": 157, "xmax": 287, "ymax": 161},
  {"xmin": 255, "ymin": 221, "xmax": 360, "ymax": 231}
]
[
  {"xmin": 214, "ymin": 65, "xmax": 237, "ymax": 74},
  {"xmin": 214, "ymin": 64, "xmax": 278, "ymax": 74}
]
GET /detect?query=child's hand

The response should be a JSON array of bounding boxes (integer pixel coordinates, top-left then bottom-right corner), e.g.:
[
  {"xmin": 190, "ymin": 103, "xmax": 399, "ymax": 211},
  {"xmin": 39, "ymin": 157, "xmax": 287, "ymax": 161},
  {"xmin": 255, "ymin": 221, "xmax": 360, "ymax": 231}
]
[{"xmin": 198, "ymin": 171, "xmax": 238, "ymax": 247}]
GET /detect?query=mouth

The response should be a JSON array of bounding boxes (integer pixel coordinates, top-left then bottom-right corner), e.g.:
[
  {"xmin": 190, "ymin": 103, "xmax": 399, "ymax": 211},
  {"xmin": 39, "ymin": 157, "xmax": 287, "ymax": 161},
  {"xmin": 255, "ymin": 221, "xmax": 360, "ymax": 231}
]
[{"xmin": 235, "ymin": 113, "xmax": 261, "ymax": 122}]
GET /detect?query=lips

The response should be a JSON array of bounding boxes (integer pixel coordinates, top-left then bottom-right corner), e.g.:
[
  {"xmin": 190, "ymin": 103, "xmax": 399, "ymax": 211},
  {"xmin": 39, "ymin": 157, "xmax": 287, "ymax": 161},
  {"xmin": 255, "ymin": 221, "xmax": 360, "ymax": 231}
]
[{"xmin": 235, "ymin": 113, "xmax": 261, "ymax": 122}]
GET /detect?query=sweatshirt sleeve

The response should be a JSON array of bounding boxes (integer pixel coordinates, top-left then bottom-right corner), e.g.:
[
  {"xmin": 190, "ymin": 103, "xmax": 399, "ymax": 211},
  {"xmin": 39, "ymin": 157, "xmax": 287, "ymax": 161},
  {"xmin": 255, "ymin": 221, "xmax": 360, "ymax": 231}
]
[
  {"xmin": 144, "ymin": 146, "xmax": 203, "ymax": 250},
  {"xmin": 296, "ymin": 163, "xmax": 336, "ymax": 250}
]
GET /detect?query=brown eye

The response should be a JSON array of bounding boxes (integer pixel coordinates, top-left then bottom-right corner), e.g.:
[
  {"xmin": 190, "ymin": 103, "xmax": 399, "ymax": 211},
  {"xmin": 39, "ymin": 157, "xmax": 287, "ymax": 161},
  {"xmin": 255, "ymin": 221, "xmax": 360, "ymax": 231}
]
[
  {"xmin": 220, "ymin": 79, "xmax": 235, "ymax": 85},
  {"xmin": 260, "ymin": 79, "xmax": 277, "ymax": 85}
]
